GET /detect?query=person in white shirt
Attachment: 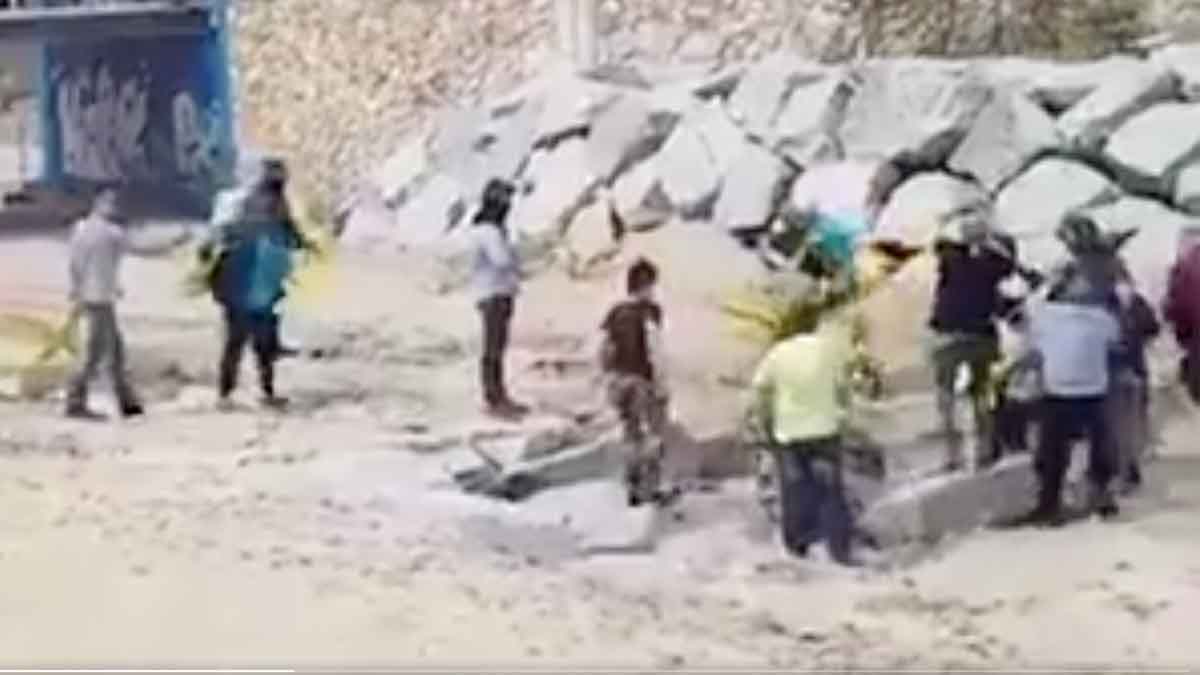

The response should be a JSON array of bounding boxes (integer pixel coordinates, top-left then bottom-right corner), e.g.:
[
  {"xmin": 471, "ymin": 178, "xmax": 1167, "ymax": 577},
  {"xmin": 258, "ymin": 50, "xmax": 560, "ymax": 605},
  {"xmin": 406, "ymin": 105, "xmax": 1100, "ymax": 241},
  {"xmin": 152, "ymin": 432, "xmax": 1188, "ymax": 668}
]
[
  {"xmin": 470, "ymin": 178, "xmax": 527, "ymax": 419},
  {"xmin": 64, "ymin": 190, "xmax": 184, "ymax": 420}
]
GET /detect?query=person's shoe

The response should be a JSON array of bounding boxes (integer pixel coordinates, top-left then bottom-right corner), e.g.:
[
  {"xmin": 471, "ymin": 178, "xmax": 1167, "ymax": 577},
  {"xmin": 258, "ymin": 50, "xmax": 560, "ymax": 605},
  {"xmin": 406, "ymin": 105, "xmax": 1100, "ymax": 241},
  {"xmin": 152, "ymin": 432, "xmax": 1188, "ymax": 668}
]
[
  {"xmin": 120, "ymin": 403, "xmax": 145, "ymax": 419},
  {"xmin": 484, "ymin": 400, "xmax": 526, "ymax": 420},
  {"xmin": 275, "ymin": 345, "xmax": 301, "ymax": 361},
  {"xmin": 1013, "ymin": 505, "xmax": 1065, "ymax": 528},
  {"xmin": 215, "ymin": 397, "xmax": 237, "ymax": 413},
  {"xmin": 499, "ymin": 398, "xmax": 531, "ymax": 416},
  {"xmin": 65, "ymin": 406, "xmax": 107, "ymax": 422},
  {"xmin": 1088, "ymin": 487, "xmax": 1121, "ymax": 521},
  {"xmin": 260, "ymin": 395, "xmax": 290, "ymax": 411},
  {"xmin": 1126, "ymin": 465, "xmax": 1143, "ymax": 488}
]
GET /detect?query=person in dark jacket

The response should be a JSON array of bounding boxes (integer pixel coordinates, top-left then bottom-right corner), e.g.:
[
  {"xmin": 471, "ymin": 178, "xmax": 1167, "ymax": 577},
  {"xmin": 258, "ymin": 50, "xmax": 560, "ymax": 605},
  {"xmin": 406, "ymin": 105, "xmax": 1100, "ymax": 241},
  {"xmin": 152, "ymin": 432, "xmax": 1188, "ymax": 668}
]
[
  {"xmin": 1108, "ymin": 272, "xmax": 1160, "ymax": 492},
  {"xmin": 928, "ymin": 217, "xmax": 1024, "ymax": 472},
  {"xmin": 202, "ymin": 157, "xmax": 306, "ymax": 411},
  {"xmin": 1165, "ymin": 226, "xmax": 1200, "ymax": 403}
]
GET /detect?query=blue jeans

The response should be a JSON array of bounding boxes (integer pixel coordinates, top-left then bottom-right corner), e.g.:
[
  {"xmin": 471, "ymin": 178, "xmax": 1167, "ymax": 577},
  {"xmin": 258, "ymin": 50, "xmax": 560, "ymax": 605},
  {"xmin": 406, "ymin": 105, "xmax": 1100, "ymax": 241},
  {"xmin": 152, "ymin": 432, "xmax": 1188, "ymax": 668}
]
[{"xmin": 773, "ymin": 436, "xmax": 853, "ymax": 564}]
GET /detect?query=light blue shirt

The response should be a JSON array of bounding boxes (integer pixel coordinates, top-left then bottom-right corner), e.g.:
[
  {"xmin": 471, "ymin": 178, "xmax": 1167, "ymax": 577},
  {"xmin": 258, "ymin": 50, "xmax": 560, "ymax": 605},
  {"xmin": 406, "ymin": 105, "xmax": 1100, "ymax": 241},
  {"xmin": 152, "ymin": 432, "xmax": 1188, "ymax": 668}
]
[{"xmin": 1029, "ymin": 301, "xmax": 1121, "ymax": 398}]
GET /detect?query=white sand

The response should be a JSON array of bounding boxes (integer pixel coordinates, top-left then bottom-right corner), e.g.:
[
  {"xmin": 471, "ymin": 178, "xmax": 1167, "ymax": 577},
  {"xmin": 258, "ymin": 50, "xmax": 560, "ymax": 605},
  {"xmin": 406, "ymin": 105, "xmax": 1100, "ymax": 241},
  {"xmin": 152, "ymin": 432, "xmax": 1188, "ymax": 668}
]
[{"xmin": 2, "ymin": 228, "xmax": 1200, "ymax": 669}]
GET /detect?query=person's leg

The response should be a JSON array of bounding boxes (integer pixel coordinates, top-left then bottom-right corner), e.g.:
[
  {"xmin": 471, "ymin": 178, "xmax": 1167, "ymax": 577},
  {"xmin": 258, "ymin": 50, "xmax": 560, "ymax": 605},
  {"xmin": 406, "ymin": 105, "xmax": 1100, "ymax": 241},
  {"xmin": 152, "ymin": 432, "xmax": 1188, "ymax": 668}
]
[
  {"xmin": 1032, "ymin": 397, "xmax": 1072, "ymax": 521},
  {"xmin": 632, "ymin": 377, "xmax": 670, "ymax": 504},
  {"xmin": 1082, "ymin": 395, "xmax": 1118, "ymax": 517},
  {"xmin": 930, "ymin": 336, "xmax": 966, "ymax": 470},
  {"xmin": 102, "ymin": 305, "xmax": 142, "ymax": 416},
  {"xmin": 218, "ymin": 308, "xmax": 251, "ymax": 402},
  {"xmin": 774, "ymin": 446, "xmax": 821, "ymax": 557},
  {"xmin": 812, "ymin": 438, "xmax": 854, "ymax": 565},
  {"xmin": 966, "ymin": 335, "xmax": 1000, "ymax": 468},
  {"xmin": 66, "ymin": 304, "xmax": 106, "ymax": 417},
  {"xmin": 479, "ymin": 298, "xmax": 506, "ymax": 408},
  {"xmin": 249, "ymin": 312, "xmax": 281, "ymax": 405},
  {"xmin": 608, "ymin": 375, "xmax": 648, "ymax": 505}
]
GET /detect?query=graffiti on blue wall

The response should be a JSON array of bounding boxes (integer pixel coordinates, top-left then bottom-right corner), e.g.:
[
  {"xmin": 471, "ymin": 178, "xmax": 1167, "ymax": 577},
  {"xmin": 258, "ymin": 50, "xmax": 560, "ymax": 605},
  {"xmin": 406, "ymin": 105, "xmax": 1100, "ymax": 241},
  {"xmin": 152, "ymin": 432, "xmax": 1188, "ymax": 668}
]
[{"xmin": 39, "ymin": 5, "xmax": 235, "ymax": 213}]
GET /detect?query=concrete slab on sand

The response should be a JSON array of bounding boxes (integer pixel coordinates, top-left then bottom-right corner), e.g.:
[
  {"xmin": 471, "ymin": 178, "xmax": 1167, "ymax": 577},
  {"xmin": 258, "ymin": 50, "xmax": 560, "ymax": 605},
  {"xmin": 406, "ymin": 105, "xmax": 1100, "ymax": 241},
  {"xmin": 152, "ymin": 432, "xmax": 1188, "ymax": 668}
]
[{"xmin": 861, "ymin": 455, "xmax": 1037, "ymax": 548}]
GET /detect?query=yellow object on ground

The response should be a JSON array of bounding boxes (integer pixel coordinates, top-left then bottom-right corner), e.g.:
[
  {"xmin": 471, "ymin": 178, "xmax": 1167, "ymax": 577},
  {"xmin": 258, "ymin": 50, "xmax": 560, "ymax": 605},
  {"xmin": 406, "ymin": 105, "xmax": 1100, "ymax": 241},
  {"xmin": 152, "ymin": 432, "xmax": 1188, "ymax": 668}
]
[{"xmin": 0, "ymin": 308, "xmax": 79, "ymax": 399}]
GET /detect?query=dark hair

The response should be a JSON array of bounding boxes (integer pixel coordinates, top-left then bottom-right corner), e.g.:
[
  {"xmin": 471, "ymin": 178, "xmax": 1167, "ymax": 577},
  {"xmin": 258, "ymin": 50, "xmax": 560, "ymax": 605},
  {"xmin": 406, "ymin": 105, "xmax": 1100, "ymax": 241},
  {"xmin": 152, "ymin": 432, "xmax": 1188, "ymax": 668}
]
[
  {"xmin": 627, "ymin": 257, "xmax": 658, "ymax": 295},
  {"xmin": 474, "ymin": 178, "xmax": 515, "ymax": 226}
]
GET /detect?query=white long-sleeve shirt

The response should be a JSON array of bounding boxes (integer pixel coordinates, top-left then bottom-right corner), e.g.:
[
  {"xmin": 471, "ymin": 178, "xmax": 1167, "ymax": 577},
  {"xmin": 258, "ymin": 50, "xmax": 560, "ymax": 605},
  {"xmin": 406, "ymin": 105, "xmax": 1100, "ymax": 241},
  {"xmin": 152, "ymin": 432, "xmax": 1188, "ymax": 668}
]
[
  {"xmin": 69, "ymin": 216, "xmax": 128, "ymax": 305},
  {"xmin": 470, "ymin": 223, "xmax": 520, "ymax": 301}
]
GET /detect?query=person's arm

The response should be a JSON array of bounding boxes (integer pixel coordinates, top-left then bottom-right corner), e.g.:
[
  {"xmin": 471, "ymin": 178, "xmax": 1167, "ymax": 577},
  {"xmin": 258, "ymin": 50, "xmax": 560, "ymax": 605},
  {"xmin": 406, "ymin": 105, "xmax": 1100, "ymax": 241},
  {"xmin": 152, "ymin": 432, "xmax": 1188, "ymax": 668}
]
[
  {"xmin": 646, "ymin": 320, "xmax": 669, "ymax": 398},
  {"xmin": 1132, "ymin": 295, "xmax": 1161, "ymax": 342},
  {"xmin": 748, "ymin": 349, "xmax": 776, "ymax": 441},
  {"xmin": 67, "ymin": 237, "xmax": 84, "ymax": 306},
  {"xmin": 481, "ymin": 226, "xmax": 518, "ymax": 275},
  {"xmin": 122, "ymin": 226, "xmax": 192, "ymax": 258}
]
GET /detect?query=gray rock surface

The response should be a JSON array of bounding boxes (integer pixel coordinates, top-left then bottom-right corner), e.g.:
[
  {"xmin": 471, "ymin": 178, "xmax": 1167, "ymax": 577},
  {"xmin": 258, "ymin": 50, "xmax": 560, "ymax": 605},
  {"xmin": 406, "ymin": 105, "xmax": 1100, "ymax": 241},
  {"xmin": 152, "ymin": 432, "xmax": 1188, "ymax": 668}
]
[
  {"xmin": 838, "ymin": 60, "xmax": 991, "ymax": 166},
  {"xmin": 1104, "ymin": 102, "xmax": 1200, "ymax": 197},
  {"xmin": 585, "ymin": 93, "xmax": 680, "ymax": 185},
  {"xmin": 726, "ymin": 53, "xmax": 824, "ymax": 138},
  {"xmin": 391, "ymin": 173, "xmax": 468, "ymax": 243},
  {"xmin": 655, "ymin": 102, "xmax": 746, "ymax": 218},
  {"xmin": 1025, "ymin": 56, "xmax": 1147, "ymax": 112},
  {"xmin": 788, "ymin": 159, "xmax": 903, "ymax": 224},
  {"xmin": 610, "ymin": 158, "xmax": 672, "ymax": 231},
  {"xmin": 948, "ymin": 90, "xmax": 1061, "ymax": 193},
  {"xmin": 994, "ymin": 157, "xmax": 1117, "ymax": 239},
  {"xmin": 374, "ymin": 135, "xmax": 432, "ymax": 207},
  {"xmin": 508, "ymin": 139, "xmax": 601, "ymax": 238},
  {"xmin": 771, "ymin": 70, "xmax": 857, "ymax": 158},
  {"xmin": 1057, "ymin": 64, "xmax": 1178, "ymax": 152},
  {"xmin": 873, "ymin": 173, "xmax": 989, "ymax": 248},
  {"xmin": 1178, "ymin": 164, "xmax": 1200, "ymax": 214},
  {"xmin": 712, "ymin": 142, "xmax": 794, "ymax": 233},
  {"xmin": 1152, "ymin": 43, "xmax": 1200, "ymax": 100}
]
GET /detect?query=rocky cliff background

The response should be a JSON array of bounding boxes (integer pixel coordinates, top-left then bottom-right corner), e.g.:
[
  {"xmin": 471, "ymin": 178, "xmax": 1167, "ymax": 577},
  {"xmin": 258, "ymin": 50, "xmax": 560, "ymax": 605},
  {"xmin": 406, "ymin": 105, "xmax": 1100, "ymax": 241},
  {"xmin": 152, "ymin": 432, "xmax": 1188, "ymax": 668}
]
[{"xmin": 232, "ymin": 0, "xmax": 1200, "ymax": 205}]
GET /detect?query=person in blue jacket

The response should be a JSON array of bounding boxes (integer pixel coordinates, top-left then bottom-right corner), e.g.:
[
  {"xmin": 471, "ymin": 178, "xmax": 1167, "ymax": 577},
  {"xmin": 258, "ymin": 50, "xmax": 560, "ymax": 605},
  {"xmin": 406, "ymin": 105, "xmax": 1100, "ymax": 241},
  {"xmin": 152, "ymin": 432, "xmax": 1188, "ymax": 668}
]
[{"xmin": 201, "ymin": 157, "xmax": 307, "ymax": 411}]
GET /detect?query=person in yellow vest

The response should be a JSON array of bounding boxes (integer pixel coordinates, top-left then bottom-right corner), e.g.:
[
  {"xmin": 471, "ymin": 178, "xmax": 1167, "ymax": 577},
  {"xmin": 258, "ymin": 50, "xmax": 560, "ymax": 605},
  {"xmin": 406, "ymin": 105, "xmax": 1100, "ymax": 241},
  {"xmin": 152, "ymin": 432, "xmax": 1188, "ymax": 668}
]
[{"xmin": 748, "ymin": 303, "xmax": 858, "ymax": 566}]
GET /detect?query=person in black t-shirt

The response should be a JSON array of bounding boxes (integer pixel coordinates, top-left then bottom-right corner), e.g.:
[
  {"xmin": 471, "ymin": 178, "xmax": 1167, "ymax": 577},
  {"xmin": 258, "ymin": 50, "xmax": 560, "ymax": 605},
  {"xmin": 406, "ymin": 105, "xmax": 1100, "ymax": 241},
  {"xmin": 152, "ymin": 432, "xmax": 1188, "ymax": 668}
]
[
  {"xmin": 928, "ymin": 217, "xmax": 1026, "ymax": 472},
  {"xmin": 598, "ymin": 258, "xmax": 671, "ymax": 507}
]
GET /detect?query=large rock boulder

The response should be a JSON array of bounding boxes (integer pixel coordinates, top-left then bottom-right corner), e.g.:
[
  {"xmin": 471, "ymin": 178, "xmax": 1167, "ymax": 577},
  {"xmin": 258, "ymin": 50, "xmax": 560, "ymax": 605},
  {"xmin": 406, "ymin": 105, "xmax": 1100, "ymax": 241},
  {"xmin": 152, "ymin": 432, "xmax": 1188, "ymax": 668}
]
[
  {"xmin": 610, "ymin": 158, "xmax": 672, "ymax": 231},
  {"xmin": 1081, "ymin": 197, "xmax": 1198, "ymax": 305},
  {"xmin": 787, "ymin": 158, "xmax": 903, "ymax": 225},
  {"xmin": 507, "ymin": 138, "xmax": 600, "ymax": 238},
  {"xmin": 712, "ymin": 142, "xmax": 795, "ymax": 234},
  {"xmin": 374, "ymin": 134, "xmax": 433, "ymax": 207},
  {"xmin": 654, "ymin": 102, "xmax": 747, "ymax": 218},
  {"xmin": 391, "ymin": 172, "xmax": 468, "ymax": 243},
  {"xmin": 1024, "ymin": 56, "xmax": 1148, "ymax": 113},
  {"xmin": 1152, "ymin": 44, "xmax": 1200, "ymax": 101},
  {"xmin": 873, "ymin": 173, "xmax": 989, "ymax": 248},
  {"xmin": 585, "ymin": 93, "xmax": 681, "ymax": 185},
  {"xmin": 726, "ymin": 53, "xmax": 826, "ymax": 139},
  {"xmin": 1057, "ymin": 64, "xmax": 1178, "ymax": 152},
  {"xmin": 838, "ymin": 60, "xmax": 992, "ymax": 166},
  {"xmin": 948, "ymin": 89, "xmax": 1061, "ymax": 193},
  {"xmin": 994, "ymin": 157, "xmax": 1118, "ymax": 239},
  {"xmin": 1178, "ymin": 164, "xmax": 1200, "ymax": 215},
  {"xmin": 771, "ymin": 69, "xmax": 858, "ymax": 166},
  {"xmin": 1104, "ymin": 102, "xmax": 1200, "ymax": 197}
]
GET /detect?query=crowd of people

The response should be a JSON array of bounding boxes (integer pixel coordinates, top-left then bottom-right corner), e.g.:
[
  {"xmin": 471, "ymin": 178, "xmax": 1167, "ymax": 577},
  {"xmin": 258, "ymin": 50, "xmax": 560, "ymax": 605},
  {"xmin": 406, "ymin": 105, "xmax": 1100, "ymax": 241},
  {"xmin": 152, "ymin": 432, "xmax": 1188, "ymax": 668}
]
[{"xmin": 61, "ymin": 163, "xmax": 1200, "ymax": 567}]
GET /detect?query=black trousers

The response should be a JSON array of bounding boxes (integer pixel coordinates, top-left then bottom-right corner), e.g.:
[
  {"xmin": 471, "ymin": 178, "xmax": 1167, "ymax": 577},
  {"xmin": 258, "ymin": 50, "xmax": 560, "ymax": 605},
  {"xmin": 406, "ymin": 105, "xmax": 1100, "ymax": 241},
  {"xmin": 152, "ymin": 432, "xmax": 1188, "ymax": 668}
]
[
  {"xmin": 478, "ymin": 295, "xmax": 514, "ymax": 406},
  {"xmin": 773, "ymin": 436, "xmax": 853, "ymax": 563},
  {"xmin": 219, "ymin": 308, "xmax": 277, "ymax": 398},
  {"xmin": 1035, "ymin": 395, "xmax": 1114, "ymax": 512}
]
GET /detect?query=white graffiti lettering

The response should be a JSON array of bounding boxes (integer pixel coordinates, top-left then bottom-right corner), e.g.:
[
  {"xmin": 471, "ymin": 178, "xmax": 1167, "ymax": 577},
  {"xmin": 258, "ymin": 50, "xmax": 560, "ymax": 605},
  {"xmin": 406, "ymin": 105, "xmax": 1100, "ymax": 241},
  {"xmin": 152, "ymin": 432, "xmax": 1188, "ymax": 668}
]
[
  {"xmin": 55, "ymin": 62, "xmax": 150, "ymax": 181},
  {"xmin": 172, "ymin": 91, "xmax": 221, "ymax": 178},
  {"xmin": 55, "ymin": 59, "xmax": 219, "ymax": 184}
]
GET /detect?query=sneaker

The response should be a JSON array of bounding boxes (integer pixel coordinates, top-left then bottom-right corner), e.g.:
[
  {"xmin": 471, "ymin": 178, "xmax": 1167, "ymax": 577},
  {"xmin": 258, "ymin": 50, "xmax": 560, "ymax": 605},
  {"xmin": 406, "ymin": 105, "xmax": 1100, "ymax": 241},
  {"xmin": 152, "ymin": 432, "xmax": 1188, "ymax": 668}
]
[
  {"xmin": 260, "ymin": 395, "xmax": 290, "ymax": 411},
  {"xmin": 120, "ymin": 403, "xmax": 145, "ymax": 419},
  {"xmin": 216, "ymin": 397, "xmax": 237, "ymax": 413},
  {"xmin": 1012, "ymin": 506, "xmax": 1065, "ymax": 528},
  {"xmin": 499, "ymin": 398, "xmax": 531, "ymax": 416},
  {"xmin": 484, "ymin": 401, "xmax": 526, "ymax": 420},
  {"xmin": 1087, "ymin": 484, "xmax": 1120, "ymax": 520},
  {"xmin": 65, "ymin": 406, "xmax": 107, "ymax": 422}
]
